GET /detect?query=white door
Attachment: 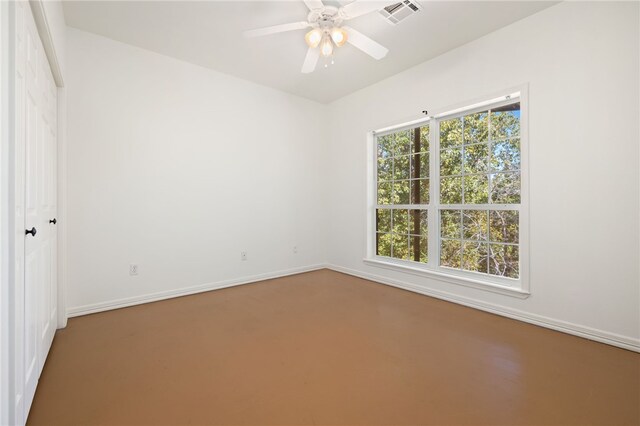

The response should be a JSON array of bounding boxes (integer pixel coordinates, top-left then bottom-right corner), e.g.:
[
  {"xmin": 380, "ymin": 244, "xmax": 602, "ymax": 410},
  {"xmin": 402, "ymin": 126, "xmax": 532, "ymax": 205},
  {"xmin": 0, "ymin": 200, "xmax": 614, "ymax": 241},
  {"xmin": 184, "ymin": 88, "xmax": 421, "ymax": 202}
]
[
  {"xmin": 13, "ymin": 2, "xmax": 58, "ymax": 423},
  {"xmin": 39, "ymin": 33, "xmax": 57, "ymax": 366},
  {"xmin": 22, "ymin": 1, "xmax": 43, "ymax": 417}
]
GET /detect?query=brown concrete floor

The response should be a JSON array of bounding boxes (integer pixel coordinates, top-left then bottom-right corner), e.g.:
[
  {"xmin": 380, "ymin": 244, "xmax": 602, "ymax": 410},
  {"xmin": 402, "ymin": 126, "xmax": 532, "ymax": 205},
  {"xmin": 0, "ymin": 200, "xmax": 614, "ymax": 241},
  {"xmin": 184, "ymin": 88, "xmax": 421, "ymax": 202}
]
[{"xmin": 28, "ymin": 269, "xmax": 639, "ymax": 425}]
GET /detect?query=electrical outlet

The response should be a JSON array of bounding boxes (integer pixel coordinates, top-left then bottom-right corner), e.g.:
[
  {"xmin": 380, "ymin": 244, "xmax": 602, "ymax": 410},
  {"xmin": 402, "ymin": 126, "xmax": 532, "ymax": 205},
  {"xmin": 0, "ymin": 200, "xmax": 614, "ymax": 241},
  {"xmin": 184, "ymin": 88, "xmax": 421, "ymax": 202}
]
[
  {"xmin": 129, "ymin": 264, "xmax": 138, "ymax": 276},
  {"xmin": 240, "ymin": 251, "xmax": 247, "ymax": 261},
  {"xmin": 293, "ymin": 246, "xmax": 298, "ymax": 254}
]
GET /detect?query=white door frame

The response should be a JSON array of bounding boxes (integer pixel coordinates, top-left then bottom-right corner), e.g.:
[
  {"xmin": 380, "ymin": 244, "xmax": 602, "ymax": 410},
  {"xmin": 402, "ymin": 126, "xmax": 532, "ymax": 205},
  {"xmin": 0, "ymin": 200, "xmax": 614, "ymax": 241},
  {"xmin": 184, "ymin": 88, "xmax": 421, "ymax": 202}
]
[{"xmin": 1, "ymin": 1, "xmax": 12, "ymax": 424}]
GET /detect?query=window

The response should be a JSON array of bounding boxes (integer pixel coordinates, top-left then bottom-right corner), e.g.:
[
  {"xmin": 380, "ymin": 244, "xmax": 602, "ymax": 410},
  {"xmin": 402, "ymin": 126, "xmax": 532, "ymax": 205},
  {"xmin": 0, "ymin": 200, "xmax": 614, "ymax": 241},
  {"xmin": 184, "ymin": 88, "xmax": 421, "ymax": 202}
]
[
  {"xmin": 368, "ymin": 92, "xmax": 528, "ymax": 296},
  {"xmin": 375, "ymin": 127, "xmax": 429, "ymax": 262}
]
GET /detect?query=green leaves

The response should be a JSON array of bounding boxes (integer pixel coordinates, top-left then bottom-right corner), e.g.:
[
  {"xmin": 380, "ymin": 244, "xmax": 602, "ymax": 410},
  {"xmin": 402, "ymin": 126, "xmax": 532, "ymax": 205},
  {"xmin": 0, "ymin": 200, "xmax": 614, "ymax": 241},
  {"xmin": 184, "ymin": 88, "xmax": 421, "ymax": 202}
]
[
  {"xmin": 375, "ymin": 208, "xmax": 428, "ymax": 263},
  {"xmin": 440, "ymin": 210, "xmax": 461, "ymax": 239},
  {"xmin": 489, "ymin": 210, "xmax": 519, "ymax": 243},
  {"xmin": 440, "ymin": 176, "xmax": 462, "ymax": 204},
  {"xmin": 464, "ymin": 175, "xmax": 489, "ymax": 204},
  {"xmin": 438, "ymin": 103, "xmax": 521, "ymax": 206},
  {"xmin": 491, "ymin": 172, "xmax": 520, "ymax": 204},
  {"xmin": 489, "ymin": 244, "xmax": 519, "ymax": 278},
  {"xmin": 491, "ymin": 139, "xmax": 520, "ymax": 172},
  {"xmin": 463, "ymin": 111, "xmax": 488, "ymax": 144},
  {"xmin": 439, "ymin": 209, "xmax": 519, "ymax": 278},
  {"xmin": 377, "ymin": 126, "xmax": 430, "ymax": 207},
  {"xmin": 464, "ymin": 143, "xmax": 489, "ymax": 174},
  {"xmin": 490, "ymin": 106, "xmax": 520, "ymax": 140},
  {"xmin": 440, "ymin": 118, "xmax": 462, "ymax": 148},
  {"xmin": 440, "ymin": 148, "xmax": 462, "ymax": 176},
  {"xmin": 463, "ymin": 210, "xmax": 488, "ymax": 241}
]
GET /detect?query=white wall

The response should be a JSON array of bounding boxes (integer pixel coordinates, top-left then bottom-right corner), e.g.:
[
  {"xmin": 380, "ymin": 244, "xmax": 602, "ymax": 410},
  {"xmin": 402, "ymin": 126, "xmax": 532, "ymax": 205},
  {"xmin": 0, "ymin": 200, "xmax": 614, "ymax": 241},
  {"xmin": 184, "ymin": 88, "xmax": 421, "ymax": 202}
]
[
  {"xmin": 326, "ymin": 2, "xmax": 640, "ymax": 349},
  {"xmin": 65, "ymin": 28, "xmax": 328, "ymax": 314}
]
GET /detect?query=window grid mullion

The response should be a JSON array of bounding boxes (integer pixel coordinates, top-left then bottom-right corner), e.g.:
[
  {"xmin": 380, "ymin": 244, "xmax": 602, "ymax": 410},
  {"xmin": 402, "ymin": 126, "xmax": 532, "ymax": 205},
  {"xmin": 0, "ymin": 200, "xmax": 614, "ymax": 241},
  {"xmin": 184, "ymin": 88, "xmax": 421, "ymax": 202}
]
[
  {"xmin": 488, "ymin": 109, "xmax": 493, "ymax": 204},
  {"xmin": 461, "ymin": 117, "xmax": 466, "ymax": 205},
  {"xmin": 430, "ymin": 118, "xmax": 440, "ymax": 269}
]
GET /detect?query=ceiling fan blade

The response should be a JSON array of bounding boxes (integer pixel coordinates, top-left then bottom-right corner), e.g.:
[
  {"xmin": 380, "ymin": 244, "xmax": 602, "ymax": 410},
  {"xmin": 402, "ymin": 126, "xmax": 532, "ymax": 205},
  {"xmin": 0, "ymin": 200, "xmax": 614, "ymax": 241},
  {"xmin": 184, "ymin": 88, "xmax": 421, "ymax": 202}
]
[
  {"xmin": 303, "ymin": 0, "xmax": 325, "ymax": 10},
  {"xmin": 343, "ymin": 26, "xmax": 388, "ymax": 60},
  {"xmin": 301, "ymin": 47, "xmax": 320, "ymax": 73},
  {"xmin": 340, "ymin": 0, "xmax": 385, "ymax": 19},
  {"xmin": 243, "ymin": 21, "xmax": 310, "ymax": 38}
]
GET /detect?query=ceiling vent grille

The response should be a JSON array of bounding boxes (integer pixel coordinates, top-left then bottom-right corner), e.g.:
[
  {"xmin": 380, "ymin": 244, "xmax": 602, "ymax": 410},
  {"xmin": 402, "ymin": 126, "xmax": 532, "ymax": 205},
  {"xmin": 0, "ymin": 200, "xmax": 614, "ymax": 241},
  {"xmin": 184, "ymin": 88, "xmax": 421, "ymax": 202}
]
[{"xmin": 379, "ymin": 0, "xmax": 421, "ymax": 25}]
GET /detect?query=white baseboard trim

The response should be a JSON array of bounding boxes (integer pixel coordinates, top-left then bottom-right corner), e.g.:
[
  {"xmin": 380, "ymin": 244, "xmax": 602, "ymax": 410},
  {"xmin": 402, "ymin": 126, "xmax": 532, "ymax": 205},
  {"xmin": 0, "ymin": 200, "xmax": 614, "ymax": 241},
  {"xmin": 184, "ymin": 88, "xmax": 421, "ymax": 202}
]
[
  {"xmin": 67, "ymin": 263, "xmax": 328, "ymax": 318},
  {"xmin": 326, "ymin": 264, "xmax": 640, "ymax": 353},
  {"xmin": 67, "ymin": 263, "xmax": 639, "ymax": 353}
]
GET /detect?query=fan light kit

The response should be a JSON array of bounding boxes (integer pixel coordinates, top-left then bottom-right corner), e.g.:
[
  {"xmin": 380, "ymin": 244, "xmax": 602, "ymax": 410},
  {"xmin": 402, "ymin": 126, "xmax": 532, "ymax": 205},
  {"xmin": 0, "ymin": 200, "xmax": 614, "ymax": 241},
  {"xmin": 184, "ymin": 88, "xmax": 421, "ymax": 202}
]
[
  {"xmin": 244, "ymin": 0, "xmax": 393, "ymax": 73},
  {"xmin": 305, "ymin": 27, "xmax": 348, "ymax": 58}
]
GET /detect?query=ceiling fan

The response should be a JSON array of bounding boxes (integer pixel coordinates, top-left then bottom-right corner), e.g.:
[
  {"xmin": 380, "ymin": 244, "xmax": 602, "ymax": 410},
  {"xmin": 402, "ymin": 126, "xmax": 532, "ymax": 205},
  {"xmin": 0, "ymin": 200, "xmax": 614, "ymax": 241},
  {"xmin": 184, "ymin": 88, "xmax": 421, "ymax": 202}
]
[{"xmin": 243, "ymin": 0, "xmax": 389, "ymax": 73}]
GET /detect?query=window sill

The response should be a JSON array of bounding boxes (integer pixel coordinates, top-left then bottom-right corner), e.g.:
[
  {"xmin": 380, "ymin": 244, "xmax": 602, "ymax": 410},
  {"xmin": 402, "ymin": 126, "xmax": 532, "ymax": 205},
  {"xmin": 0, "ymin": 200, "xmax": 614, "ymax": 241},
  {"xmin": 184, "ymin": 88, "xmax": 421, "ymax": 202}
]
[{"xmin": 363, "ymin": 258, "xmax": 530, "ymax": 299}]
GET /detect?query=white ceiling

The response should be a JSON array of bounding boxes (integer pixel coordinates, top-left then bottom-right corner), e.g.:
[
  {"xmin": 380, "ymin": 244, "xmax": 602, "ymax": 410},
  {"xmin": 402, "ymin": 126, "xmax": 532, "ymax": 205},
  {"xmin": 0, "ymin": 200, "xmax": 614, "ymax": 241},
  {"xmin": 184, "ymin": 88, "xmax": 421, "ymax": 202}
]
[{"xmin": 63, "ymin": 1, "xmax": 556, "ymax": 103}]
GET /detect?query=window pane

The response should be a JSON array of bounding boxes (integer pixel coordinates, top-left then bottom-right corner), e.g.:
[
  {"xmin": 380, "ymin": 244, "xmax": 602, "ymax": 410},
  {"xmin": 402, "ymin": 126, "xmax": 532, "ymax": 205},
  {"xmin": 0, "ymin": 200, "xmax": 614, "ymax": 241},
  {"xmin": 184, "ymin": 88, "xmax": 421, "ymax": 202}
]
[
  {"xmin": 392, "ymin": 234, "xmax": 409, "ymax": 260},
  {"xmin": 463, "ymin": 111, "xmax": 488, "ymax": 144},
  {"xmin": 410, "ymin": 235, "xmax": 428, "ymax": 263},
  {"xmin": 393, "ymin": 181, "xmax": 410, "ymax": 204},
  {"xmin": 489, "ymin": 244, "xmax": 519, "ymax": 278},
  {"xmin": 464, "ymin": 174, "xmax": 489, "ymax": 204},
  {"xmin": 490, "ymin": 103, "xmax": 520, "ymax": 140},
  {"xmin": 420, "ymin": 153, "xmax": 429, "ymax": 178},
  {"xmin": 377, "ymin": 158, "xmax": 393, "ymax": 181},
  {"xmin": 392, "ymin": 209, "xmax": 409, "ymax": 235},
  {"xmin": 377, "ymin": 182, "xmax": 392, "ymax": 205},
  {"xmin": 409, "ymin": 209, "xmax": 428, "ymax": 236},
  {"xmin": 463, "ymin": 143, "xmax": 489, "ymax": 174},
  {"xmin": 411, "ymin": 153, "xmax": 429, "ymax": 179},
  {"xmin": 376, "ymin": 209, "xmax": 391, "ymax": 233},
  {"xmin": 377, "ymin": 233, "xmax": 392, "ymax": 257},
  {"xmin": 440, "ymin": 209, "xmax": 461, "ymax": 239},
  {"xmin": 419, "ymin": 125, "xmax": 430, "ymax": 153},
  {"xmin": 440, "ymin": 117, "xmax": 463, "ymax": 148},
  {"xmin": 440, "ymin": 148, "xmax": 462, "ymax": 176},
  {"xmin": 410, "ymin": 179, "xmax": 429, "ymax": 205},
  {"xmin": 394, "ymin": 155, "xmax": 410, "ymax": 180},
  {"xmin": 491, "ymin": 172, "xmax": 520, "ymax": 204},
  {"xmin": 489, "ymin": 210, "xmax": 519, "ymax": 243},
  {"xmin": 491, "ymin": 138, "xmax": 520, "ymax": 172},
  {"xmin": 463, "ymin": 242, "xmax": 488, "ymax": 273},
  {"xmin": 440, "ymin": 239, "xmax": 462, "ymax": 269},
  {"xmin": 440, "ymin": 177, "xmax": 462, "ymax": 204},
  {"xmin": 393, "ymin": 129, "xmax": 412, "ymax": 156},
  {"xmin": 463, "ymin": 210, "xmax": 488, "ymax": 241},
  {"xmin": 378, "ymin": 134, "xmax": 393, "ymax": 159}
]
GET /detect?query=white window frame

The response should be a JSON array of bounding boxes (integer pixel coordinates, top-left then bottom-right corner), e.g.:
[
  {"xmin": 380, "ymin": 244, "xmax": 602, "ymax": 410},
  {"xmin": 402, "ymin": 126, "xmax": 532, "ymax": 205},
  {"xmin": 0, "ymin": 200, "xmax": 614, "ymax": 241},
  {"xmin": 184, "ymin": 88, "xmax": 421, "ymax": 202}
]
[{"xmin": 365, "ymin": 86, "xmax": 530, "ymax": 298}]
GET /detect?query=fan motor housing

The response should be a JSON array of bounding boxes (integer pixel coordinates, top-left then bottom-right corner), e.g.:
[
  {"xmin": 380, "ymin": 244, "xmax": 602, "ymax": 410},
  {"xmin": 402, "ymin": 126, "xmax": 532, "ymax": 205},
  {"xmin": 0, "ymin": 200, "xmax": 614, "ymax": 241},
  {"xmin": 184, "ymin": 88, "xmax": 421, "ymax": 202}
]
[{"xmin": 308, "ymin": 6, "xmax": 342, "ymax": 28}]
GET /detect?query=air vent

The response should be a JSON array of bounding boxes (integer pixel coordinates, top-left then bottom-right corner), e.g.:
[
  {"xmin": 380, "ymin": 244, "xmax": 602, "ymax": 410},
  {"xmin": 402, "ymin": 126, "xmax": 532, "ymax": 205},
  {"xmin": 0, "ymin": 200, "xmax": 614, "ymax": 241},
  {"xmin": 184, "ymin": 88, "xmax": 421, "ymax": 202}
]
[{"xmin": 379, "ymin": 0, "xmax": 421, "ymax": 25}]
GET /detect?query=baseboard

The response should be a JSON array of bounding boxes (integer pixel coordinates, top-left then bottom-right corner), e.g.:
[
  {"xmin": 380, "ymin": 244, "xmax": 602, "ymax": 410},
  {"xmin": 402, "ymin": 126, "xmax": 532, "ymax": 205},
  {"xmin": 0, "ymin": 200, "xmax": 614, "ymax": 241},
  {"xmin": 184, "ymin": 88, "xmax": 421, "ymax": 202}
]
[
  {"xmin": 67, "ymin": 263, "xmax": 640, "ymax": 353},
  {"xmin": 326, "ymin": 264, "xmax": 640, "ymax": 353},
  {"xmin": 67, "ymin": 263, "xmax": 328, "ymax": 318}
]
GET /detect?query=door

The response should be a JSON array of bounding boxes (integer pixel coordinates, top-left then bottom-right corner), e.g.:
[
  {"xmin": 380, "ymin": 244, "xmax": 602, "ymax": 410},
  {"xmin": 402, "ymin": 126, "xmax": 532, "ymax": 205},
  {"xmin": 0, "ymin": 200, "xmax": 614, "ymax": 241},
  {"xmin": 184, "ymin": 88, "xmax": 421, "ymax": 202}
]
[
  {"xmin": 13, "ymin": 2, "xmax": 58, "ymax": 423},
  {"xmin": 39, "ymin": 32, "xmax": 57, "ymax": 364},
  {"xmin": 22, "ymin": 1, "xmax": 42, "ymax": 417}
]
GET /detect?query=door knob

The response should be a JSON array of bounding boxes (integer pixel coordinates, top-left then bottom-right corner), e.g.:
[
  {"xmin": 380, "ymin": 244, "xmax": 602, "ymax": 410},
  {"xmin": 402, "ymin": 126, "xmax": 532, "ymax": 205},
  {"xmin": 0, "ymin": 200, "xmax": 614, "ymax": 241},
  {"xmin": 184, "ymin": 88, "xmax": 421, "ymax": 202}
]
[
  {"xmin": 49, "ymin": 218, "xmax": 57, "ymax": 224},
  {"xmin": 25, "ymin": 227, "xmax": 37, "ymax": 237}
]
